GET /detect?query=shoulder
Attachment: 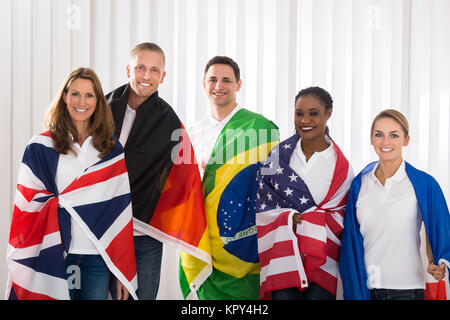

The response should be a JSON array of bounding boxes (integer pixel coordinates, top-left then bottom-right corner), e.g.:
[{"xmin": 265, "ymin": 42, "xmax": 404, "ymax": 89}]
[
  {"xmin": 349, "ymin": 161, "xmax": 377, "ymax": 191},
  {"xmin": 105, "ymin": 84, "xmax": 128, "ymax": 105},
  {"xmin": 237, "ymin": 108, "xmax": 279, "ymax": 130},
  {"xmin": 157, "ymin": 95, "xmax": 176, "ymax": 114},
  {"xmin": 155, "ymin": 95, "xmax": 181, "ymax": 126},
  {"xmin": 188, "ymin": 117, "xmax": 210, "ymax": 135},
  {"xmin": 27, "ymin": 131, "xmax": 55, "ymax": 149},
  {"xmin": 405, "ymin": 162, "xmax": 441, "ymax": 190}
]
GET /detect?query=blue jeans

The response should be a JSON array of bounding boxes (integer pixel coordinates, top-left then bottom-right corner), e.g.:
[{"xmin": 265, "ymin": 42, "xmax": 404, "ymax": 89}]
[
  {"xmin": 370, "ymin": 288, "xmax": 424, "ymax": 300},
  {"xmin": 271, "ymin": 282, "xmax": 335, "ymax": 300},
  {"xmin": 133, "ymin": 236, "xmax": 163, "ymax": 300},
  {"xmin": 64, "ymin": 254, "xmax": 110, "ymax": 300}
]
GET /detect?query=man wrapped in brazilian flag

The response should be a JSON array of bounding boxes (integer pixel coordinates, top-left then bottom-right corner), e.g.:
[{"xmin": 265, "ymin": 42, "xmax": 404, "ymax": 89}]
[{"xmin": 179, "ymin": 56, "xmax": 279, "ymax": 299}]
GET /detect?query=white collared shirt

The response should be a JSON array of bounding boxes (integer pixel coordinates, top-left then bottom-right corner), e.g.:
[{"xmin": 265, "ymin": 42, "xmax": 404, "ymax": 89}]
[
  {"xmin": 189, "ymin": 104, "xmax": 242, "ymax": 178},
  {"xmin": 288, "ymin": 136, "xmax": 337, "ymax": 205},
  {"xmin": 117, "ymin": 104, "xmax": 146, "ymax": 236},
  {"xmin": 119, "ymin": 104, "xmax": 137, "ymax": 147},
  {"xmin": 356, "ymin": 160, "xmax": 425, "ymax": 289},
  {"xmin": 55, "ymin": 136, "xmax": 100, "ymax": 254}
]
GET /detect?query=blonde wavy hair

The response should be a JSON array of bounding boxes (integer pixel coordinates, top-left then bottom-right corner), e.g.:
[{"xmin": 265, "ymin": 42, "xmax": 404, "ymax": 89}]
[{"xmin": 44, "ymin": 67, "xmax": 115, "ymax": 158}]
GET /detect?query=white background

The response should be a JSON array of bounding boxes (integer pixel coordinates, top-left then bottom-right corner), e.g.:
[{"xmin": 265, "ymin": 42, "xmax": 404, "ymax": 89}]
[{"xmin": 1, "ymin": 0, "xmax": 449, "ymax": 299}]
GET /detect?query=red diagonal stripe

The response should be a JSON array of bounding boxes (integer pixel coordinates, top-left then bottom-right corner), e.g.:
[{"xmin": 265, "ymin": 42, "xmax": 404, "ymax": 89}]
[
  {"xmin": 9, "ymin": 199, "xmax": 60, "ymax": 248},
  {"xmin": 61, "ymin": 158, "xmax": 127, "ymax": 194},
  {"xmin": 12, "ymin": 283, "xmax": 56, "ymax": 300},
  {"xmin": 17, "ymin": 184, "xmax": 52, "ymax": 202}
]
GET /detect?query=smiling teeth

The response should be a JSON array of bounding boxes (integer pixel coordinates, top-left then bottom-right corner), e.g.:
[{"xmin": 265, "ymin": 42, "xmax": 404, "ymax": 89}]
[
  {"xmin": 302, "ymin": 127, "xmax": 313, "ymax": 130},
  {"xmin": 140, "ymin": 83, "xmax": 150, "ymax": 87},
  {"xmin": 75, "ymin": 108, "xmax": 88, "ymax": 113},
  {"xmin": 381, "ymin": 148, "xmax": 393, "ymax": 152}
]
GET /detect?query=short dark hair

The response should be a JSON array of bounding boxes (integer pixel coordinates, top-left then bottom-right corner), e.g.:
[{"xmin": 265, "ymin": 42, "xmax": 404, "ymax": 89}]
[
  {"xmin": 130, "ymin": 42, "xmax": 166, "ymax": 66},
  {"xmin": 204, "ymin": 56, "xmax": 240, "ymax": 81},
  {"xmin": 295, "ymin": 86, "xmax": 333, "ymax": 110}
]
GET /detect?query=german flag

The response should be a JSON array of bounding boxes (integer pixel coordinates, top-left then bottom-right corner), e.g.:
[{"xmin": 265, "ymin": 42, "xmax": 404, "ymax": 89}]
[
  {"xmin": 108, "ymin": 86, "xmax": 212, "ymax": 294},
  {"xmin": 133, "ymin": 123, "xmax": 213, "ymax": 292}
]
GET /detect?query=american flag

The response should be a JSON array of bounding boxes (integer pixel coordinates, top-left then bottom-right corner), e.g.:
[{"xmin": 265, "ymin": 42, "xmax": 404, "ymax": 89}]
[
  {"xmin": 256, "ymin": 133, "xmax": 353, "ymax": 299},
  {"xmin": 7, "ymin": 132, "xmax": 138, "ymax": 300}
]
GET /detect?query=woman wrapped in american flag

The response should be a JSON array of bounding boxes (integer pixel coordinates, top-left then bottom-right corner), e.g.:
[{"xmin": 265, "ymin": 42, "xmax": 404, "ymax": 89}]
[
  {"xmin": 7, "ymin": 67, "xmax": 138, "ymax": 300},
  {"xmin": 255, "ymin": 87, "xmax": 354, "ymax": 300}
]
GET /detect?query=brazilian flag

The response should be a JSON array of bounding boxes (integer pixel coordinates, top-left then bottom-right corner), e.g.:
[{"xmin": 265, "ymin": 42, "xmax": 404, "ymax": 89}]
[{"xmin": 180, "ymin": 108, "xmax": 279, "ymax": 299}]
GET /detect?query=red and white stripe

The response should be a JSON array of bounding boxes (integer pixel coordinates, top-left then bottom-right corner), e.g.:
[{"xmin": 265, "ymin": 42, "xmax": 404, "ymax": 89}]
[
  {"xmin": 7, "ymin": 132, "xmax": 138, "ymax": 299},
  {"xmin": 257, "ymin": 144, "xmax": 353, "ymax": 299}
]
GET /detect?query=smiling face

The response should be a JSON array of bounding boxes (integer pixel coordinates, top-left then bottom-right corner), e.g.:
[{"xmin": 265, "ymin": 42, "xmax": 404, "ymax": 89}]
[
  {"xmin": 294, "ymin": 94, "xmax": 332, "ymax": 143},
  {"xmin": 203, "ymin": 64, "xmax": 242, "ymax": 109},
  {"xmin": 371, "ymin": 117, "xmax": 410, "ymax": 163},
  {"xmin": 63, "ymin": 78, "xmax": 97, "ymax": 129},
  {"xmin": 127, "ymin": 49, "xmax": 166, "ymax": 106}
]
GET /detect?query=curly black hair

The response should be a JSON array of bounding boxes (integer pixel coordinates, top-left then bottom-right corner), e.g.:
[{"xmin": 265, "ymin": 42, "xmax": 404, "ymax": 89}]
[{"xmin": 294, "ymin": 86, "xmax": 333, "ymax": 110}]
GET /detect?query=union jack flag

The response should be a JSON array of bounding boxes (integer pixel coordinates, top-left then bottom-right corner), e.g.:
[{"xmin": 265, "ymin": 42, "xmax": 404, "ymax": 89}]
[
  {"xmin": 256, "ymin": 133, "xmax": 353, "ymax": 299},
  {"xmin": 7, "ymin": 132, "xmax": 138, "ymax": 300}
]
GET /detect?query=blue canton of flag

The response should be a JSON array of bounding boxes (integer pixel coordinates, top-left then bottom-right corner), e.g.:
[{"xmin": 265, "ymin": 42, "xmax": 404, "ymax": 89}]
[{"xmin": 256, "ymin": 134, "xmax": 316, "ymax": 215}]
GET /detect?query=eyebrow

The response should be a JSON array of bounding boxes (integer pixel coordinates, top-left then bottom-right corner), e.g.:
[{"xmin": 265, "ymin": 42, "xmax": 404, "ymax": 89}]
[
  {"xmin": 207, "ymin": 76, "xmax": 232, "ymax": 80},
  {"xmin": 374, "ymin": 129, "xmax": 400, "ymax": 133},
  {"xmin": 295, "ymin": 106, "xmax": 321, "ymax": 111},
  {"xmin": 69, "ymin": 89, "xmax": 95, "ymax": 94}
]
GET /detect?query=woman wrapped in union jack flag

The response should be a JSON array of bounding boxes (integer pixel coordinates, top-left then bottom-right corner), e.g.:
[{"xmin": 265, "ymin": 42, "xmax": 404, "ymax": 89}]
[
  {"xmin": 7, "ymin": 67, "xmax": 138, "ymax": 300},
  {"xmin": 256, "ymin": 87, "xmax": 354, "ymax": 300},
  {"xmin": 340, "ymin": 109, "xmax": 450, "ymax": 300}
]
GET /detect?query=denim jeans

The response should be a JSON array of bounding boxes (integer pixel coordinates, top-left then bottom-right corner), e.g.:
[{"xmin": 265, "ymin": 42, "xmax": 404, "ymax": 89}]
[
  {"xmin": 64, "ymin": 254, "xmax": 110, "ymax": 300},
  {"xmin": 370, "ymin": 288, "xmax": 425, "ymax": 300},
  {"xmin": 133, "ymin": 236, "xmax": 163, "ymax": 300},
  {"xmin": 271, "ymin": 282, "xmax": 336, "ymax": 300}
]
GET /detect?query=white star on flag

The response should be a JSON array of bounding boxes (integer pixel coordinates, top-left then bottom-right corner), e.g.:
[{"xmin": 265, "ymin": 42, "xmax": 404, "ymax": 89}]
[
  {"xmin": 267, "ymin": 193, "xmax": 272, "ymax": 200},
  {"xmin": 282, "ymin": 144, "xmax": 291, "ymax": 149},
  {"xmin": 276, "ymin": 167, "xmax": 284, "ymax": 175},
  {"xmin": 299, "ymin": 195, "xmax": 309, "ymax": 204},
  {"xmin": 260, "ymin": 202, "xmax": 267, "ymax": 210},
  {"xmin": 288, "ymin": 172, "xmax": 298, "ymax": 182},
  {"xmin": 284, "ymin": 187, "xmax": 293, "ymax": 197},
  {"xmin": 274, "ymin": 182, "xmax": 279, "ymax": 190}
]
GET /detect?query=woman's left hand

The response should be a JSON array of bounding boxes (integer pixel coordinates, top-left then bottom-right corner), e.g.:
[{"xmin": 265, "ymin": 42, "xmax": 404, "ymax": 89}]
[{"xmin": 427, "ymin": 262, "xmax": 446, "ymax": 281}]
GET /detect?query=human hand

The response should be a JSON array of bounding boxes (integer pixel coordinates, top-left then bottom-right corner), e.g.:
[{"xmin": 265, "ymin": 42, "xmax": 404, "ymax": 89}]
[
  {"xmin": 427, "ymin": 262, "xmax": 446, "ymax": 281},
  {"xmin": 116, "ymin": 280, "xmax": 130, "ymax": 300},
  {"xmin": 292, "ymin": 213, "xmax": 301, "ymax": 233},
  {"xmin": 292, "ymin": 213, "xmax": 302, "ymax": 224}
]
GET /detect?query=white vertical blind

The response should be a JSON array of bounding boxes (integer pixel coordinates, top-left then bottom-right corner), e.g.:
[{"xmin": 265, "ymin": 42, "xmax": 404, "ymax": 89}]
[
  {"xmin": 0, "ymin": 0, "xmax": 13, "ymax": 301},
  {"xmin": 1, "ymin": 0, "xmax": 449, "ymax": 299}
]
